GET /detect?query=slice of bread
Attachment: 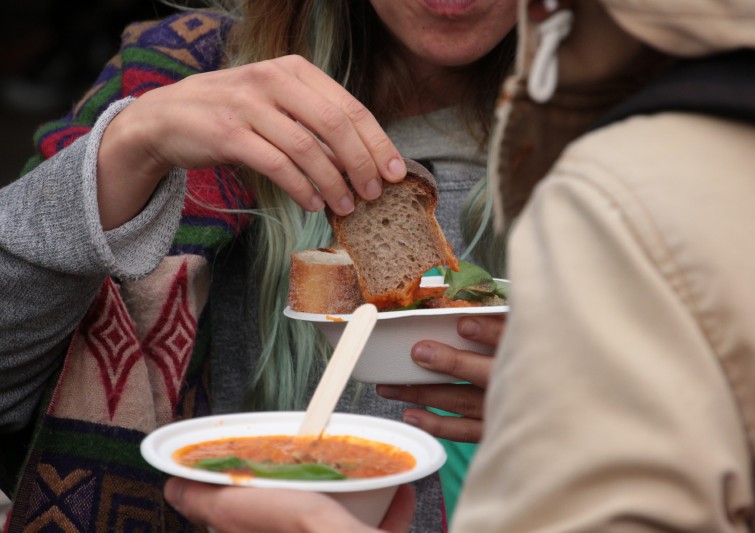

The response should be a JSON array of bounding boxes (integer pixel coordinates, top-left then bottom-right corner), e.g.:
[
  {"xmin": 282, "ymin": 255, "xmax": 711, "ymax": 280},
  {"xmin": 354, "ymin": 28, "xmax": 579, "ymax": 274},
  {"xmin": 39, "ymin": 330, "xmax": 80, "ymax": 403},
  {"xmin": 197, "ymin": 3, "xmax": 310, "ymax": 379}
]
[
  {"xmin": 326, "ymin": 159, "xmax": 459, "ymax": 310},
  {"xmin": 288, "ymin": 248, "xmax": 365, "ymax": 314}
]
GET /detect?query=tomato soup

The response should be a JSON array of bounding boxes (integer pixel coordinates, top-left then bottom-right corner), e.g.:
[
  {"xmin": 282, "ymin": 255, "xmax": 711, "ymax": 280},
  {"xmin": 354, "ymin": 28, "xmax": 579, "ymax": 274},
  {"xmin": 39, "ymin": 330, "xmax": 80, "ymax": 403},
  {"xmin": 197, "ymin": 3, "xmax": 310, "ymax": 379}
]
[{"xmin": 174, "ymin": 434, "xmax": 416, "ymax": 479}]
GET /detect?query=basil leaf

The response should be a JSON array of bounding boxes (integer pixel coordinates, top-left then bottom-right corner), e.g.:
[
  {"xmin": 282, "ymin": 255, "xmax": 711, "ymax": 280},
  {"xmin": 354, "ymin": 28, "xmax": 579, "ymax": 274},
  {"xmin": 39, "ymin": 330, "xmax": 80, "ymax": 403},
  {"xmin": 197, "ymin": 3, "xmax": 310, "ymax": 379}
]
[
  {"xmin": 452, "ymin": 288, "xmax": 493, "ymax": 302},
  {"xmin": 194, "ymin": 457, "xmax": 248, "ymax": 471},
  {"xmin": 192, "ymin": 457, "xmax": 347, "ymax": 481},
  {"xmin": 493, "ymin": 280, "xmax": 509, "ymax": 299},
  {"xmin": 245, "ymin": 461, "xmax": 347, "ymax": 481},
  {"xmin": 444, "ymin": 261, "xmax": 494, "ymax": 300}
]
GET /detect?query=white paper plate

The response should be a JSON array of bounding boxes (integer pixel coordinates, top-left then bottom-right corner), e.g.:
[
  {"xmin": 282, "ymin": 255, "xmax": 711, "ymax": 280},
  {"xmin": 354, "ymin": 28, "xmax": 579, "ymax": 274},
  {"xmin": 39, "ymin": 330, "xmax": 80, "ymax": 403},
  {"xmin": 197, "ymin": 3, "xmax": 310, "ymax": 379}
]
[{"xmin": 285, "ymin": 277, "xmax": 508, "ymax": 384}]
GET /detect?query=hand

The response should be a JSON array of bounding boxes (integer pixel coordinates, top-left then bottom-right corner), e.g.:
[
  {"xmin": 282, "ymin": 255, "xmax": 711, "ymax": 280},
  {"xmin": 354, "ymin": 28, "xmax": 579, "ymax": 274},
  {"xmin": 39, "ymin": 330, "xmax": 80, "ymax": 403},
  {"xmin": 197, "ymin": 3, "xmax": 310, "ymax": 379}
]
[
  {"xmin": 97, "ymin": 55, "xmax": 406, "ymax": 228},
  {"xmin": 376, "ymin": 315, "xmax": 505, "ymax": 443},
  {"xmin": 163, "ymin": 478, "xmax": 416, "ymax": 533}
]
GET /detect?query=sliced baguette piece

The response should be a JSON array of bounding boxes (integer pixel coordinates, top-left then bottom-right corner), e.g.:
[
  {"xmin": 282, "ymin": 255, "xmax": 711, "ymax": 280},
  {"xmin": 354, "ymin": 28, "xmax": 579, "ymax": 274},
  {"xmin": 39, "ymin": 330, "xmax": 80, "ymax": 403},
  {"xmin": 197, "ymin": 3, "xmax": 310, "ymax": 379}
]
[
  {"xmin": 326, "ymin": 158, "xmax": 459, "ymax": 310},
  {"xmin": 288, "ymin": 248, "xmax": 365, "ymax": 314}
]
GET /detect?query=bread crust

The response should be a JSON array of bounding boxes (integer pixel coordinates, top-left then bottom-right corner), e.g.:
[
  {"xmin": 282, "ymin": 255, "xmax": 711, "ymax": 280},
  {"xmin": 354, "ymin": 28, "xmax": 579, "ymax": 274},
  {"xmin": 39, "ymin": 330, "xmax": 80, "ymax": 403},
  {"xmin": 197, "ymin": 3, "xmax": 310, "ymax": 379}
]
[
  {"xmin": 288, "ymin": 248, "xmax": 365, "ymax": 314},
  {"xmin": 326, "ymin": 158, "xmax": 459, "ymax": 310}
]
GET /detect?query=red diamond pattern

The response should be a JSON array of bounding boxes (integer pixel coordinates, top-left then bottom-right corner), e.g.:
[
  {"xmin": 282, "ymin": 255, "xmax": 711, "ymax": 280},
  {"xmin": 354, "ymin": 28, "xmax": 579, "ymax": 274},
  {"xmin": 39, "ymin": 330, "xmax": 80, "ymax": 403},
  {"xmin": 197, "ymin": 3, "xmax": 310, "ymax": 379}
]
[
  {"xmin": 143, "ymin": 261, "xmax": 197, "ymax": 411},
  {"xmin": 81, "ymin": 279, "xmax": 143, "ymax": 420}
]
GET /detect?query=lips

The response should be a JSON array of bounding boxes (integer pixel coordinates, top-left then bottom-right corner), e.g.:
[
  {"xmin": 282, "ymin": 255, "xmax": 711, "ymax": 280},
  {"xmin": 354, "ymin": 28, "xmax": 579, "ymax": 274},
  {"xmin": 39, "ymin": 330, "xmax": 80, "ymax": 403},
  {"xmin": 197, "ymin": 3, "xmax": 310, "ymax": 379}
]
[{"xmin": 421, "ymin": 0, "xmax": 478, "ymax": 16}]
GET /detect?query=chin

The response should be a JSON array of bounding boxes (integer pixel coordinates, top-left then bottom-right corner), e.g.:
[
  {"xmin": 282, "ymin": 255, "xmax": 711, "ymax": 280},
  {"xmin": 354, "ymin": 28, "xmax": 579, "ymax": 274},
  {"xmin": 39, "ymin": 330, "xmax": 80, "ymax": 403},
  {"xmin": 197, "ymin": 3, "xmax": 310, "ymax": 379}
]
[{"xmin": 420, "ymin": 43, "xmax": 497, "ymax": 68}]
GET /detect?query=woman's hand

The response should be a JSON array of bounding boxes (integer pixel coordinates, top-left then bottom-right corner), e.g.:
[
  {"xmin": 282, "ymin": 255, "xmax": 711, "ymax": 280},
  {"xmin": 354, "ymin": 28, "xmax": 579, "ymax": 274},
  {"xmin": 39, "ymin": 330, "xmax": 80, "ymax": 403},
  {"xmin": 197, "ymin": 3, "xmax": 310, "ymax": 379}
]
[
  {"xmin": 163, "ymin": 477, "xmax": 415, "ymax": 533},
  {"xmin": 97, "ymin": 55, "xmax": 406, "ymax": 229},
  {"xmin": 376, "ymin": 315, "xmax": 505, "ymax": 443}
]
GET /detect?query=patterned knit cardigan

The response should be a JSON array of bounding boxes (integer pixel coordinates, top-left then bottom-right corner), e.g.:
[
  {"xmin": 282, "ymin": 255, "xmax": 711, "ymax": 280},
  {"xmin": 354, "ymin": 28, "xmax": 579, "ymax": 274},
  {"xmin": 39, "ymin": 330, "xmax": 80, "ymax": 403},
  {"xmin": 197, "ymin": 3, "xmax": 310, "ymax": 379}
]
[{"xmin": 5, "ymin": 11, "xmax": 253, "ymax": 532}]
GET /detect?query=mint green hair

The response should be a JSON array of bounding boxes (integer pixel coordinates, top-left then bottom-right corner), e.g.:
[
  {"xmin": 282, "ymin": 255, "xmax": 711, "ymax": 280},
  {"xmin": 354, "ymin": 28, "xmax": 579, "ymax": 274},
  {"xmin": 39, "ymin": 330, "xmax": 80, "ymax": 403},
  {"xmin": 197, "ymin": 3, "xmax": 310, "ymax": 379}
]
[{"xmin": 199, "ymin": 0, "xmax": 514, "ymax": 411}]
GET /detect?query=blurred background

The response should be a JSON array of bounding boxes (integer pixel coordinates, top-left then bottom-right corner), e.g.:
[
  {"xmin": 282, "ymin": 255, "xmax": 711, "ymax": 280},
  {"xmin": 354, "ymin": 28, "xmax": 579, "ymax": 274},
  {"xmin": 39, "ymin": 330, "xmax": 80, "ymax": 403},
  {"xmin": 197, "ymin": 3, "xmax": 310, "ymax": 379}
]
[
  {"xmin": 0, "ymin": 0, "xmax": 186, "ymax": 187},
  {"xmin": 0, "ymin": 0, "xmax": 193, "ymax": 521}
]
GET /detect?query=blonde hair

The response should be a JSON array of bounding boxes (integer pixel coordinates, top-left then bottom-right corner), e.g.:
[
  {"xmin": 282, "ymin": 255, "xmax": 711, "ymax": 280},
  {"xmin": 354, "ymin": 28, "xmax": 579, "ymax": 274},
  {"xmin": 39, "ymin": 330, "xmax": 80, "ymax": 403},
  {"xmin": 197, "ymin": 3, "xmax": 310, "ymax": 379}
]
[{"xmin": 200, "ymin": 0, "xmax": 514, "ymax": 410}]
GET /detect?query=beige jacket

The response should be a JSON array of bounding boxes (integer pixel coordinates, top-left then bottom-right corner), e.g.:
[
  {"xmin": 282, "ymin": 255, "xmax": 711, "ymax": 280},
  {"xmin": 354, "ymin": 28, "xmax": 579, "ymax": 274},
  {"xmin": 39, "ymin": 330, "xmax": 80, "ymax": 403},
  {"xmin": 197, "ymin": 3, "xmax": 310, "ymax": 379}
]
[{"xmin": 453, "ymin": 1, "xmax": 755, "ymax": 531}]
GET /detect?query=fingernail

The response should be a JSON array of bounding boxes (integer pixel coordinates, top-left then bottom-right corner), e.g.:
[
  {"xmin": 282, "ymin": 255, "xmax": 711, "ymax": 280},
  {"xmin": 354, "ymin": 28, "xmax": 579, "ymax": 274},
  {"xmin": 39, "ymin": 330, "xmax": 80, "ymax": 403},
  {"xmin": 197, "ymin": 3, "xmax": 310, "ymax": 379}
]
[
  {"xmin": 337, "ymin": 194, "xmax": 355, "ymax": 214},
  {"xmin": 388, "ymin": 157, "xmax": 406, "ymax": 179},
  {"xmin": 404, "ymin": 415, "xmax": 419, "ymax": 427},
  {"xmin": 364, "ymin": 178, "xmax": 382, "ymax": 200},
  {"xmin": 308, "ymin": 194, "xmax": 324, "ymax": 211},
  {"xmin": 377, "ymin": 385, "xmax": 400, "ymax": 399},
  {"xmin": 458, "ymin": 318, "xmax": 481, "ymax": 338},
  {"xmin": 413, "ymin": 344, "xmax": 435, "ymax": 365}
]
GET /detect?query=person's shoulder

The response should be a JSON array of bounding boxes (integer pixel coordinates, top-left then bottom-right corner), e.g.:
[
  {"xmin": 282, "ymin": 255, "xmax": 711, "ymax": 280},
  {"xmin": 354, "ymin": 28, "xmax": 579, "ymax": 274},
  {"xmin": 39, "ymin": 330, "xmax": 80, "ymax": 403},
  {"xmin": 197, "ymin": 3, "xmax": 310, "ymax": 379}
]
[
  {"xmin": 563, "ymin": 113, "xmax": 754, "ymax": 195},
  {"xmin": 119, "ymin": 9, "xmax": 236, "ymax": 73}
]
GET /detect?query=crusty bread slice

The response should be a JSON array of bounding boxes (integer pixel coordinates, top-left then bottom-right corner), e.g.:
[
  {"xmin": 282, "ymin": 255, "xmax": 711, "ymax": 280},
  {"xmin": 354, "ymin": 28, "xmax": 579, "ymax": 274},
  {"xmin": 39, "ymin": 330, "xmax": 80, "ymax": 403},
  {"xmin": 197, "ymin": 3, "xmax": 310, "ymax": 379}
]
[
  {"xmin": 288, "ymin": 248, "xmax": 365, "ymax": 314},
  {"xmin": 326, "ymin": 159, "xmax": 459, "ymax": 310}
]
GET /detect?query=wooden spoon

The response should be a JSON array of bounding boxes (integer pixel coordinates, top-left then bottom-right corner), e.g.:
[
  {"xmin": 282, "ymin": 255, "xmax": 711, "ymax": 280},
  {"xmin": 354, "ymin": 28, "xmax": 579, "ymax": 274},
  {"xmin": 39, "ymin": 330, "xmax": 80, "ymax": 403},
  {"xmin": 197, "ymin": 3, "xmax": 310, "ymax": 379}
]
[{"xmin": 298, "ymin": 303, "xmax": 379, "ymax": 437}]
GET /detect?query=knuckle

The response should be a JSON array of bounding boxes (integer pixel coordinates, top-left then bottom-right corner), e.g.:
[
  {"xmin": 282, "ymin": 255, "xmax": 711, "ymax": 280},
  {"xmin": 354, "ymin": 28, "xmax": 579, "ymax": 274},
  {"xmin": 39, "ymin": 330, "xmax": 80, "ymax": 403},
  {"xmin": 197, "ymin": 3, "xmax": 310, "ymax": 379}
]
[
  {"xmin": 217, "ymin": 125, "xmax": 248, "ymax": 160},
  {"xmin": 283, "ymin": 54, "xmax": 306, "ymax": 68},
  {"xmin": 454, "ymin": 390, "xmax": 478, "ymax": 417},
  {"xmin": 246, "ymin": 59, "xmax": 284, "ymax": 84},
  {"xmin": 481, "ymin": 316, "xmax": 505, "ymax": 342},
  {"xmin": 366, "ymin": 133, "xmax": 393, "ymax": 155},
  {"xmin": 477, "ymin": 359, "xmax": 493, "ymax": 388},
  {"xmin": 314, "ymin": 170, "xmax": 345, "ymax": 193},
  {"xmin": 263, "ymin": 152, "xmax": 292, "ymax": 176},
  {"xmin": 444, "ymin": 350, "xmax": 467, "ymax": 377},
  {"xmin": 340, "ymin": 94, "xmax": 371, "ymax": 122},
  {"xmin": 458, "ymin": 425, "xmax": 481, "ymax": 444},
  {"xmin": 399, "ymin": 386, "xmax": 420, "ymax": 405},
  {"xmin": 316, "ymin": 101, "xmax": 349, "ymax": 133},
  {"xmin": 425, "ymin": 416, "xmax": 444, "ymax": 436},
  {"xmin": 289, "ymin": 129, "xmax": 319, "ymax": 157},
  {"xmin": 288, "ymin": 178, "xmax": 312, "ymax": 199},
  {"xmin": 347, "ymin": 151, "xmax": 375, "ymax": 177}
]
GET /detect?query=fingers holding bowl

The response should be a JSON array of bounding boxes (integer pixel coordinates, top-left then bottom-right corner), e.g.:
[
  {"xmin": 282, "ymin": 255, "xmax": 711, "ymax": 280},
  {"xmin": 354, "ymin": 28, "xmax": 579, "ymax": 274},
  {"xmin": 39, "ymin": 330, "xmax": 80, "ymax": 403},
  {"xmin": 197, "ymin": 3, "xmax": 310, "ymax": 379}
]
[
  {"xmin": 374, "ymin": 319, "xmax": 503, "ymax": 444},
  {"xmin": 409, "ymin": 341, "xmax": 494, "ymax": 389},
  {"xmin": 400, "ymin": 405, "xmax": 483, "ymax": 444},
  {"xmin": 378, "ymin": 383, "xmax": 485, "ymax": 421},
  {"xmin": 456, "ymin": 315, "xmax": 506, "ymax": 348}
]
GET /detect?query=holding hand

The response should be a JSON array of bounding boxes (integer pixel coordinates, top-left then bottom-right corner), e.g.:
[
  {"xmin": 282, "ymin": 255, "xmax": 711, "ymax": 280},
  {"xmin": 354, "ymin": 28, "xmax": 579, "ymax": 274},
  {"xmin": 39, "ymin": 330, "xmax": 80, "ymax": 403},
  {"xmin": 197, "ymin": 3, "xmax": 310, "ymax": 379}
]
[
  {"xmin": 377, "ymin": 315, "xmax": 505, "ymax": 443},
  {"xmin": 163, "ymin": 478, "xmax": 416, "ymax": 533}
]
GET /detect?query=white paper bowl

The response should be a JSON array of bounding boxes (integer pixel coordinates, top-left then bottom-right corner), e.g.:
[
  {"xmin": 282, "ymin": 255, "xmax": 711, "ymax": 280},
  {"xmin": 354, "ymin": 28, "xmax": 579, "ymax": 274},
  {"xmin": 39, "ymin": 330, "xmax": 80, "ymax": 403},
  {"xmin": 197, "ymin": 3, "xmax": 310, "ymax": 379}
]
[
  {"xmin": 140, "ymin": 412, "xmax": 446, "ymax": 527},
  {"xmin": 284, "ymin": 276, "xmax": 509, "ymax": 384}
]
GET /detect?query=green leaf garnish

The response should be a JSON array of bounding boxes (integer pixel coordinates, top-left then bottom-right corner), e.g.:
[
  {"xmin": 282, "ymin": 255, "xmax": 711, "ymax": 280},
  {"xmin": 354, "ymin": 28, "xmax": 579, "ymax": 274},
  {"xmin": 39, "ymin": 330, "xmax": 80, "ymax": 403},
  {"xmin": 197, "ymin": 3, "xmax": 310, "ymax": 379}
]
[
  {"xmin": 442, "ymin": 261, "xmax": 507, "ymax": 302},
  {"xmin": 193, "ymin": 457, "xmax": 347, "ymax": 481},
  {"xmin": 193, "ymin": 457, "xmax": 248, "ymax": 471}
]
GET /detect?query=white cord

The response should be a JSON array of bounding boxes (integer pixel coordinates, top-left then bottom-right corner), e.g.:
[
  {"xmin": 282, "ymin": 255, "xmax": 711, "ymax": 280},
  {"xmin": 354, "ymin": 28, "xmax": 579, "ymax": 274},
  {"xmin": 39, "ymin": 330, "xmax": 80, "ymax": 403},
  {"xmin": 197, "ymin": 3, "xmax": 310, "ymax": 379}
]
[{"xmin": 527, "ymin": 9, "xmax": 574, "ymax": 103}]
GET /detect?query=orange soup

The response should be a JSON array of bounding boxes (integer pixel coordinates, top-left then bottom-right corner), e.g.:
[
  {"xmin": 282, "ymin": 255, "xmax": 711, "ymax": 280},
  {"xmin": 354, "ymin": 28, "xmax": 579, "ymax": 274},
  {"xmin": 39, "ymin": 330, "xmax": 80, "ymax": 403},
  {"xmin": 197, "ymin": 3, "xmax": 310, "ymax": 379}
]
[{"xmin": 174, "ymin": 434, "xmax": 416, "ymax": 479}]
